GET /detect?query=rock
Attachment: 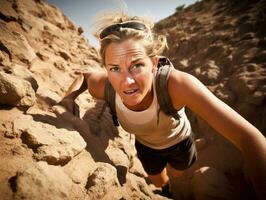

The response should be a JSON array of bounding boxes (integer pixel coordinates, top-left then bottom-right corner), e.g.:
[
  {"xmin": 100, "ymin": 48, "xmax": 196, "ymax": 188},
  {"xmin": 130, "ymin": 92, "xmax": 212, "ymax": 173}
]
[
  {"xmin": 14, "ymin": 161, "xmax": 73, "ymax": 200},
  {"xmin": 192, "ymin": 166, "xmax": 237, "ymax": 200},
  {"xmin": 64, "ymin": 151, "xmax": 96, "ymax": 184},
  {"xmin": 105, "ymin": 139, "xmax": 131, "ymax": 168},
  {"xmin": 0, "ymin": 64, "xmax": 39, "ymax": 92},
  {"xmin": 0, "ymin": 22, "xmax": 36, "ymax": 66},
  {"xmin": 86, "ymin": 163, "xmax": 120, "ymax": 199},
  {"xmin": 1, "ymin": 120, "xmax": 16, "ymax": 138},
  {"xmin": 194, "ymin": 60, "xmax": 221, "ymax": 85},
  {"xmin": 0, "ymin": 71, "xmax": 36, "ymax": 107},
  {"xmin": 229, "ymin": 63, "xmax": 265, "ymax": 106},
  {"xmin": 18, "ymin": 16, "xmax": 33, "ymax": 32},
  {"xmin": 0, "ymin": 0, "xmax": 18, "ymax": 21},
  {"xmin": 36, "ymin": 87, "xmax": 62, "ymax": 106},
  {"xmin": 58, "ymin": 50, "xmax": 72, "ymax": 61},
  {"xmin": 0, "ymin": 47, "xmax": 12, "ymax": 66},
  {"xmin": 53, "ymin": 60, "xmax": 67, "ymax": 71},
  {"xmin": 129, "ymin": 156, "xmax": 147, "ymax": 178},
  {"xmin": 13, "ymin": 114, "xmax": 86, "ymax": 165},
  {"xmin": 78, "ymin": 26, "xmax": 84, "ymax": 35},
  {"xmin": 125, "ymin": 173, "xmax": 155, "ymax": 198},
  {"xmin": 36, "ymin": 51, "xmax": 49, "ymax": 61}
]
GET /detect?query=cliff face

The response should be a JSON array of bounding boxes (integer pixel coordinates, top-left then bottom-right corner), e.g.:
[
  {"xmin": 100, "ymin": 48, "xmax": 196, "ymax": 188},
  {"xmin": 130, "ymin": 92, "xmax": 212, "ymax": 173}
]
[{"xmin": 0, "ymin": 0, "xmax": 265, "ymax": 199}]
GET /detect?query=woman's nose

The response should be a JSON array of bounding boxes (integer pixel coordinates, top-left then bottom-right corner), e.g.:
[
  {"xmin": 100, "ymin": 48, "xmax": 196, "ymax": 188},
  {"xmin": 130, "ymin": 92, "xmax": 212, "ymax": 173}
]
[
  {"xmin": 123, "ymin": 72, "xmax": 135, "ymax": 85},
  {"xmin": 125, "ymin": 76, "xmax": 135, "ymax": 84}
]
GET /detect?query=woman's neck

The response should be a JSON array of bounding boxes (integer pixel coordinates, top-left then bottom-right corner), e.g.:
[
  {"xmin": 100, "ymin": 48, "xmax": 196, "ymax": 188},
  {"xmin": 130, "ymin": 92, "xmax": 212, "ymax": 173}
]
[{"xmin": 124, "ymin": 89, "xmax": 154, "ymax": 111}]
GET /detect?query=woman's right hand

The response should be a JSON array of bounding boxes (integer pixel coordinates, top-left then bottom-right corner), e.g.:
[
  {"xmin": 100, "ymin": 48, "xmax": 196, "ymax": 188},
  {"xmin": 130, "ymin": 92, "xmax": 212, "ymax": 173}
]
[{"xmin": 58, "ymin": 97, "xmax": 80, "ymax": 117}]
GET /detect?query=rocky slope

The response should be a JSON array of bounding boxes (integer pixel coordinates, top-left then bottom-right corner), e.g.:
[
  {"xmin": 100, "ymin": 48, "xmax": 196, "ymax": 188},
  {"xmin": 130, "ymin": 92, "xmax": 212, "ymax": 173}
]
[{"xmin": 0, "ymin": 0, "xmax": 265, "ymax": 199}]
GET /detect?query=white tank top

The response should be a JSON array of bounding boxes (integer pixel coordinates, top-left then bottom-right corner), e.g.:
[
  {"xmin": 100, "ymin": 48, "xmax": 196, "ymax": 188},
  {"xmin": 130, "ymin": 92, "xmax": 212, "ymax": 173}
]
[{"xmin": 116, "ymin": 77, "xmax": 191, "ymax": 150}]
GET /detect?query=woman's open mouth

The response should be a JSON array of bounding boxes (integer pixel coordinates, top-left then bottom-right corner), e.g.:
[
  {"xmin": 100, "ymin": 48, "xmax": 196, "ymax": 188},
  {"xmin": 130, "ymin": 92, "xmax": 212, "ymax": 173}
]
[{"xmin": 123, "ymin": 89, "xmax": 139, "ymax": 95}]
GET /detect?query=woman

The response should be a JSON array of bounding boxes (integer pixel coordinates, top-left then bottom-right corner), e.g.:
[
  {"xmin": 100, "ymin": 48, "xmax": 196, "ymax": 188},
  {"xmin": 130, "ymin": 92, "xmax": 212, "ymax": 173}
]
[{"xmin": 59, "ymin": 12, "xmax": 266, "ymax": 198}]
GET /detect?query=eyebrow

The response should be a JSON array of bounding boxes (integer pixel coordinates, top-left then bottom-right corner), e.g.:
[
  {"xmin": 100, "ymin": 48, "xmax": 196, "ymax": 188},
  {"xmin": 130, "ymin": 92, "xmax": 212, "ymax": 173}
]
[
  {"xmin": 106, "ymin": 64, "xmax": 119, "ymax": 67},
  {"xmin": 107, "ymin": 58, "xmax": 144, "ymax": 67},
  {"xmin": 131, "ymin": 58, "xmax": 143, "ymax": 64}
]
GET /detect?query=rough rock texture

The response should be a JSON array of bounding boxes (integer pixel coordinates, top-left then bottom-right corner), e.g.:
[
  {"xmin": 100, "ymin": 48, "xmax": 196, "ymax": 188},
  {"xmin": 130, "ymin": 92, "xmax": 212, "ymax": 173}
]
[
  {"xmin": 0, "ymin": 0, "xmax": 265, "ymax": 199},
  {"xmin": 0, "ymin": 21, "xmax": 36, "ymax": 66},
  {"xmin": 14, "ymin": 114, "xmax": 86, "ymax": 165},
  {"xmin": 86, "ymin": 163, "xmax": 120, "ymax": 199},
  {"xmin": 0, "ymin": 71, "xmax": 36, "ymax": 106},
  {"xmin": 14, "ymin": 161, "xmax": 73, "ymax": 200}
]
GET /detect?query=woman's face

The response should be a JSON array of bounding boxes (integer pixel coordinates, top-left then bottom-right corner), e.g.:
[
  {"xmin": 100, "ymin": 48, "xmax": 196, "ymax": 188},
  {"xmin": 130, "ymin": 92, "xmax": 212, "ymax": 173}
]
[{"xmin": 105, "ymin": 38, "xmax": 157, "ymax": 111}]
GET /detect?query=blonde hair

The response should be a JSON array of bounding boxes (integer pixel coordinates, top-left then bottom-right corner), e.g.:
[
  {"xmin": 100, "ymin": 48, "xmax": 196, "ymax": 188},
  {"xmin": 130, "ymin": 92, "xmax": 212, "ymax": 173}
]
[{"xmin": 93, "ymin": 11, "xmax": 168, "ymax": 65}]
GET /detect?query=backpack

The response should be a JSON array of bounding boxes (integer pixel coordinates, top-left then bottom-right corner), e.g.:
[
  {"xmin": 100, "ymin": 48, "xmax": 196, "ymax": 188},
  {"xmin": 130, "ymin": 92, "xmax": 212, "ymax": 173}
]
[{"xmin": 98, "ymin": 57, "xmax": 180, "ymax": 126}]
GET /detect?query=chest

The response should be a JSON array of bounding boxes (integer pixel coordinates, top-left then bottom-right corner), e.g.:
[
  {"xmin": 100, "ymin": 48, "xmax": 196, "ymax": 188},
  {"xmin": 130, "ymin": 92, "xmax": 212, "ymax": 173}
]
[{"xmin": 115, "ymin": 94, "xmax": 180, "ymax": 134}]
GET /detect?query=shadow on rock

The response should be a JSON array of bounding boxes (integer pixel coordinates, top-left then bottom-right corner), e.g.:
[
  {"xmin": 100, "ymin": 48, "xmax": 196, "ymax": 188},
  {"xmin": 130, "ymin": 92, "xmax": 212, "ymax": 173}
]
[{"xmin": 32, "ymin": 101, "xmax": 127, "ymax": 185}]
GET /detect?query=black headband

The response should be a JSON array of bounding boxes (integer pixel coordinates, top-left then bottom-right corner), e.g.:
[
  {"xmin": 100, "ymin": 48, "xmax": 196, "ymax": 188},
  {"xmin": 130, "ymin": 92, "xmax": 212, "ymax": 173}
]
[{"xmin": 99, "ymin": 21, "xmax": 147, "ymax": 39}]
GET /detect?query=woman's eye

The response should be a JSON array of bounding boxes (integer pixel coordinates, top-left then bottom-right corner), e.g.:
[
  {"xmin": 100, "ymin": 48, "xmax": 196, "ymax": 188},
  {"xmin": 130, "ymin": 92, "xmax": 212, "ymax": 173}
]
[
  {"xmin": 135, "ymin": 63, "xmax": 143, "ymax": 68},
  {"xmin": 110, "ymin": 66, "xmax": 120, "ymax": 72},
  {"xmin": 131, "ymin": 63, "xmax": 143, "ymax": 71}
]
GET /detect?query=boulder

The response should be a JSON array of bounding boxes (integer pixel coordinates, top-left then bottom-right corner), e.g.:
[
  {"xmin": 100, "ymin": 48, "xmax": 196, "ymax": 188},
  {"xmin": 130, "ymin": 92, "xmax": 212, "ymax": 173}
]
[
  {"xmin": 13, "ymin": 114, "xmax": 86, "ymax": 165},
  {"xmin": 86, "ymin": 163, "xmax": 120, "ymax": 199},
  {"xmin": 63, "ymin": 151, "xmax": 96, "ymax": 185},
  {"xmin": 0, "ymin": 71, "xmax": 36, "ymax": 107},
  {"xmin": 14, "ymin": 161, "xmax": 73, "ymax": 200},
  {"xmin": 0, "ymin": 22, "xmax": 36, "ymax": 66},
  {"xmin": 0, "ymin": 64, "xmax": 38, "ymax": 91}
]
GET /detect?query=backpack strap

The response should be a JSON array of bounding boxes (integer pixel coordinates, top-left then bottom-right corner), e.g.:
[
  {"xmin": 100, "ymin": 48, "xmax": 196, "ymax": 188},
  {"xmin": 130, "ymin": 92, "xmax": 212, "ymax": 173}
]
[
  {"xmin": 103, "ymin": 79, "xmax": 119, "ymax": 126},
  {"xmin": 155, "ymin": 57, "xmax": 180, "ymax": 120}
]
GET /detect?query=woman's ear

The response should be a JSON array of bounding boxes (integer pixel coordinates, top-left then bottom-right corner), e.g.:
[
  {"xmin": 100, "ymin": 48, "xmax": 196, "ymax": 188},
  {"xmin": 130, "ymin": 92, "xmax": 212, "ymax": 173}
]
[{"xmin": 151, "ymin": 55, "xmax": 159, "ymax": 72}]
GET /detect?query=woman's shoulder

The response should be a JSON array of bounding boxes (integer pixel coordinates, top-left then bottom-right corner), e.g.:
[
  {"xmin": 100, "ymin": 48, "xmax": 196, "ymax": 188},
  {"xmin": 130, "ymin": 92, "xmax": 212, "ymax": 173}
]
[
  {"xmin": 167, "ymin": 68, "xmax": 203, "ymax": 109},
  {"xmin": 168, "ymin": 68, "xmax": 194, "ymax": 92},
  {"xmin": 168, "ymin": 68, "xmax": 202, "ymax": 92},
  {"xmin": 168, "ymin": 68, "xmax": 196, "ymax": 83}
]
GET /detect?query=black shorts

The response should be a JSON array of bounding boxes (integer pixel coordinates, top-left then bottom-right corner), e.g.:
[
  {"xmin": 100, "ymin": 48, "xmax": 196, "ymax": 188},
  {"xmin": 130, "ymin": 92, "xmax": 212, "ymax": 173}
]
[{"xmin": 135, "ymin": 134, "xmax": 197, "ymax": 175}]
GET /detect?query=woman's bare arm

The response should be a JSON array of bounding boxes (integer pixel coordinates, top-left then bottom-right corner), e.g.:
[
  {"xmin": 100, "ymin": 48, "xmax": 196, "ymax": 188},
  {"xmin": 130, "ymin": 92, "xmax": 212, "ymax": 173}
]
[
  {"xmin": 64, "ymin": 73, "xmax": 88, "ymax": 99},
  {"xmin": 59, "ymin": 70, "xmax": 107, "ymax": 114},
  {"xmin": 168, "ymin": 69, "xmax": 266, "ymax": 199}
]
